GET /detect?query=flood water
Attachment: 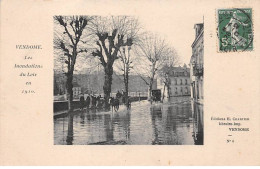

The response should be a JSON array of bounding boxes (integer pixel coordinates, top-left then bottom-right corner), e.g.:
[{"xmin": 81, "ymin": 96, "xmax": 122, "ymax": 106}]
[{"xmin": 54, "ymin": 98, "xmax": 203, "ymax": 145}]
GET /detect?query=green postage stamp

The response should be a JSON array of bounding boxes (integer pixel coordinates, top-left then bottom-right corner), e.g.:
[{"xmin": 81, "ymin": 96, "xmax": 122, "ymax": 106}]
[{"xmin": 217, "ymin": 8, "xmax": 253, "ymax": 52}]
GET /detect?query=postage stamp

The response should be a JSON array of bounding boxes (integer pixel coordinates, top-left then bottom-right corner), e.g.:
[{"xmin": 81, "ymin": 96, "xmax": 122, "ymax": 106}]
[{"xmin": 217, "ymin": 8, "xmax": 253, "ymax": 52}]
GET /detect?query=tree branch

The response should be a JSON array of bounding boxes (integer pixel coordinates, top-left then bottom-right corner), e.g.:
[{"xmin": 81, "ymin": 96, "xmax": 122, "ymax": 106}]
[{"xmin": 92, "ymin": 41, "xmax": 107, "ymax": 66}]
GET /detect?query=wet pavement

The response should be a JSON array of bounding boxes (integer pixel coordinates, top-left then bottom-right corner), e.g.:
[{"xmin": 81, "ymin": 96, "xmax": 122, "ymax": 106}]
[{"xmin": 54, "ymin": 97, "xmax": 203, "ymax": 145}]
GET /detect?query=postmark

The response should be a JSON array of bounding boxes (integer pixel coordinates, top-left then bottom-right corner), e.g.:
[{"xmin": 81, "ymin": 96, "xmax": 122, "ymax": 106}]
[{"xmin": 217, "ymin": 8, "xmax": 253, "ymax": 52}]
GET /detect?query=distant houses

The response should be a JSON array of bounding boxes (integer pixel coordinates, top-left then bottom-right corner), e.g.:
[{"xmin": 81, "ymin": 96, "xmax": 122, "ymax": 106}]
[
  {"xmin": 157, "ymin": 64, "xmax": 191, "ymax": 98},
  {"xmin": 169, "ymin": 65, "xmax": 191, "ymax": 97},
  {"xmin": 72, "ymin": 81, "xmax": 82, "ymax": 98}
]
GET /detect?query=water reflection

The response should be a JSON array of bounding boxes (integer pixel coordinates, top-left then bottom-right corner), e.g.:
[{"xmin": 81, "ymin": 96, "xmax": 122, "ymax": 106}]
[
  {"xmin": 66, "ymin": 113, "xmax": 73, "ymax": 145},
  {"xmin": 54, "ymin": 98, "xmax": 203, "ymax": 145},
  {"xmin": 192, "ymin": 101, "xmax": 204, "ymax": 145}
]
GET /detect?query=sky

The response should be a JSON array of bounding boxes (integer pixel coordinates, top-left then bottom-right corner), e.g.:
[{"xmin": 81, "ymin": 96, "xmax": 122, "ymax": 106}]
[
  {"xmin": 136, "ymin": 1, "xmax": 205, "ymax": 65},
  {"xmin": 54, "ymin": 0, "xmax": 206, "ymax": 74}
]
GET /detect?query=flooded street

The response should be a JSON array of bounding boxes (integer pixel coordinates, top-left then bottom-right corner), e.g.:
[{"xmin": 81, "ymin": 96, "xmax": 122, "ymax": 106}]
[{"xmin": 54, "ymin": 97, "xmax": 203, "ymax": 145}]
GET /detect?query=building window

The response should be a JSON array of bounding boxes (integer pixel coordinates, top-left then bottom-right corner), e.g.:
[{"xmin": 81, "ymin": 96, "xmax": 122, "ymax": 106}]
[
  {"xmin": 180, "ymin": 79, "xmax": 183, "ymax": 85},
  {"xmin": 185, "ymin": 79, "xmax": 187, "ymax": 85},
  {"xmin": 175, "ymin": 79, "xmax": 177, "ymax": 85}
]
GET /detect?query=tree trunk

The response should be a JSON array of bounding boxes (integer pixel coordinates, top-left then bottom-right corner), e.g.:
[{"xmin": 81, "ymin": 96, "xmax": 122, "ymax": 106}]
[
  {"xmin": 103, "ymin": 65, "xmax": 113, "ymax": 109},
  {"xmin": 66, "ymin": 113, "xmax": 73, "ymax": 145},
  {"xmin": 162, "ymin": 84, "xmax": 166, "ymax": 102},
  {"xmin": 124, "ymin": 70, "xmax": 129, "ymax": 104},
  {"xmin": 148, "ymin": 63, "xmax": 156, "ymax": 101},
  {"xmin": 66, "ymin": 71, "xmax": 73, "ymax": 111},
  {"xmin": 167, "ymin": 83, "xmax": 171, "ymax": 99},
  {"xmin": 148, "ymin": 80, "xmax": 153, "ymax": 101}
]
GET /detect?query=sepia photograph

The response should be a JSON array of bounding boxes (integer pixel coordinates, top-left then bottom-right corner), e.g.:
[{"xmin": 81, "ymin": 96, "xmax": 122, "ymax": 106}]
[
  {"xmin": 1, "ymin": 0, "xmax": 260, "ymax": 165},
  {"xmin": 53, "ymin": 15, "xmax": 204, "ymax": 145}
]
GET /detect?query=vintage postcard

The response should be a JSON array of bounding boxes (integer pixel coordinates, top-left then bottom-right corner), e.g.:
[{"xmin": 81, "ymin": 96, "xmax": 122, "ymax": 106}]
[{"xmin": 0, "ymin": 0, "xmax": 259, "ymax": 166}]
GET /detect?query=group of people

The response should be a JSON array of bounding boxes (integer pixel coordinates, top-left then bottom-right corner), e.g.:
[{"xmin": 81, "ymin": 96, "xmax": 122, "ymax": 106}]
[
  {"xmin": 80, "ymin": 94, "xmax": 104, "ymax": 110},
  {"xmin": 79, "ymin": 90, "xmax": 131, "ymax": 111},
  {"xmin": 116, "ymin": 90, "xmax": 126, "ymax": 104},
  {"xmin": 116, "ymin": 90, "xmax": 131, "ymax": 109}
]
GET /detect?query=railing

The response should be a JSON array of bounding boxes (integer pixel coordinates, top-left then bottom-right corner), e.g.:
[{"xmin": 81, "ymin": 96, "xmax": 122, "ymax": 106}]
[
  {"xmin": 111, "ymin": 92, "xmax": 148, "ymax": 98},
  {"xmin": 193, "ymin": 64, "xmax": 203, "ymax": 76}
]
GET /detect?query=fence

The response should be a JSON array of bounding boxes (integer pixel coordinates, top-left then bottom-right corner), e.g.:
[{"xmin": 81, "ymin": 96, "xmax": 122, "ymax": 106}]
[
  {"xmin": 111, "ymin": 91, "xmax": 148, "ymax": 98},
  {"xmin": 54, "ymin": 91, "xmax": 148, "ymax": 102}
]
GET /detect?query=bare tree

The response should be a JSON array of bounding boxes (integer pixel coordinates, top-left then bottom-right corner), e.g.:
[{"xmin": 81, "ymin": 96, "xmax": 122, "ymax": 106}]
[
  {"xmin": 117, "ymin": 45, "xmax": 133, "ymax": 104},
  {"xmin": 116, "ymin": 19, "xmax": 142, "ymax": 104},
  {"xmin": 89, "ymin": 16, "xmax": 140, "ymax": 108},
  {"xmin": 54, "ymin": 15, "xmax": 92, "ymax": 110},
  {"xmin": 135, "ymin": 33, "xmax": 172, "ymax": 100},
  {"xmin": 157, "ymin": 49, "xmax": 180, "ymax": 101}
]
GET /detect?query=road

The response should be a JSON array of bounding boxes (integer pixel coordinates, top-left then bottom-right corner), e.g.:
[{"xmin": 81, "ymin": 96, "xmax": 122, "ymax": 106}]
[{"xmin": 54, "ymin": 97, "xmax": 202, "ymax": 145}]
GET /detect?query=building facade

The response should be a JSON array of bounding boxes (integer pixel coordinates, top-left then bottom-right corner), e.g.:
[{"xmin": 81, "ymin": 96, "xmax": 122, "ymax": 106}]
[
  {"xmin": 168, "ymin": 65, "xmax": 191, "ymax": 97},
  {"xmin": 190, "ymin": 23, "xmax": 204, "ymax": 104},
  {"xmin": 189, "ymin": 23, "xmax": 204, "ymax": 144},
  {"xmin": 157, "ymin": 64, "xmax": 191, "ymax": 98},
  {"xmin": 72, "ymin": 82, "xmax": 82, "ymax": 99}
]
